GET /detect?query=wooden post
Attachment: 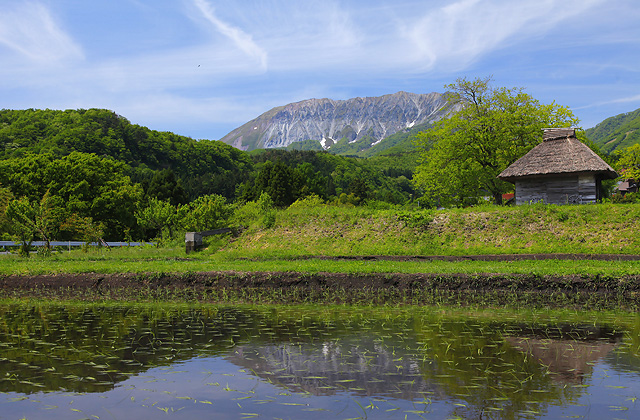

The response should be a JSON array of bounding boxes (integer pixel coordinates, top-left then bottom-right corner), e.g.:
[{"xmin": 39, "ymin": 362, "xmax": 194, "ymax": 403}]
[
  {"xmin": 185, "ymin": 232, "xmax": 202, "ymax": 254},
  {"xmin": 185, "ymin": 228, "xmax": 232, "ymax": 253}
]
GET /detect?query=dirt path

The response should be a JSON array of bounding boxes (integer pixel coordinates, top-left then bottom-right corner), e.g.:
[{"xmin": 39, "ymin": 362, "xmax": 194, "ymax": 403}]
[{"xmin": 292, "ymin": 253, "xmax": 640, "ymax": 261}]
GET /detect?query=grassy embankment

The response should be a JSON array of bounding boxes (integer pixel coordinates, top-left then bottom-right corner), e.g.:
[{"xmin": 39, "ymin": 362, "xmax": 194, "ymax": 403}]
[{"xmin": 2, "ymin": 202, "xmax": 640, "ymax": 277}]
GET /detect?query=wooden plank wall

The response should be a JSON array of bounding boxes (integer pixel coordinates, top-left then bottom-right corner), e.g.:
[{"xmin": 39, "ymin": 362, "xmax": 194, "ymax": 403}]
[
  {"xmin": 515, "ymin": 180, "xmax": 548, "ymax": 205},
  {"xmin": 578, "ymin": 175, "xmax": 597, "ymax": 203},
  {"xmin": 515, "ymin": 175, "xmax": 597, "ymax": 205}
]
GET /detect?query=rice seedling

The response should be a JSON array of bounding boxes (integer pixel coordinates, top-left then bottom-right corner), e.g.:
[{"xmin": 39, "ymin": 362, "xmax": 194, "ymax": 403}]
[{"xmin": 1, "ymin": 300, "xmax": 638, "ymax": 419}]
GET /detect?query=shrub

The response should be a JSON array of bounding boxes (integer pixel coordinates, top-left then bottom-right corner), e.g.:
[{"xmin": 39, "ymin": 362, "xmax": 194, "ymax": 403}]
[
  {"xmin": 289, "ymin": 194, "xmax": 324, "ymax": 209},
  {"xmin": 612, "ymin": 192, "xmax": 640, "ymax": 203}
]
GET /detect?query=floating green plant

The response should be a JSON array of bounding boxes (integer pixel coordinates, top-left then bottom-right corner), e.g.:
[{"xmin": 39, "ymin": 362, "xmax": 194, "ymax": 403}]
[{"xmin": 0, "ymin": 302, "xmax": 639, "ymax": 420}]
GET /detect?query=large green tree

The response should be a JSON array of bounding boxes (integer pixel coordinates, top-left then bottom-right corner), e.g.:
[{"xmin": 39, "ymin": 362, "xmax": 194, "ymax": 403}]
[
  {"xmin": 0, "ymin": 185, "xmax": 11, "ymax": 237},
  {"xmin": 0, "ymin": 152, "xmax": 142, "ymax": 239},
  {"xmin": 142, "ymin": 169, "xmax": 187, "ymax": 206},
  {"xmin": 615, "ymin": 143, "xmax": 640, "ymax": 180},
  {"xmin": 135, "ymin": 198, "xmax": 177, "ymax": 240},
  {"xmin": 176, "ymin": 194, "xmax": 232, "ymax": 232},
  {"xmin": 413, "ymin": 77, "xmax": 579, "ymax": 206}
]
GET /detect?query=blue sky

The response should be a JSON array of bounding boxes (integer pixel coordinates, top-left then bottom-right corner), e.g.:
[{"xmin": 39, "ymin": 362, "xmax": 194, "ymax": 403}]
[{"xmin": 1, "ymin": 0, "xmax": 638, "ymax": 141}]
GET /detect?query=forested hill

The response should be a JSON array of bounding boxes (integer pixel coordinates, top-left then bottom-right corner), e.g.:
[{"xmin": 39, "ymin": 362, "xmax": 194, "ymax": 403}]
[
  {"xmin": 586, "ymin": 107, "xmax": 640, "ymax": 154},
  {"xmin": 0, "ymin": 108, "xmax": 252, "ymax": 199},
  {"xmin": 0, "ymin": 108, "xmax": 419, "ymax": 241}
]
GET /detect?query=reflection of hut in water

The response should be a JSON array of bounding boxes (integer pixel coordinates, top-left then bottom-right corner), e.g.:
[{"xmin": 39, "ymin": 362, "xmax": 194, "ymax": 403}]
[
  {"xmin": 227, "ymin": 336, "xmax": 446, "ymax": 400},
  {"xmin": 506, "ymin": 338, "xmax": 617, "ymax": 384},
  {"xmin": 504, "ymin": 323, "xmax": 623, "ymax": 384}
]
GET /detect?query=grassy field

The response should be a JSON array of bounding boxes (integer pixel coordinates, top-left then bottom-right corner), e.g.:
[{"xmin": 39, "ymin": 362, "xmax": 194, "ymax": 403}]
[
  {"xmin": 2, "ymin": 201, "xmax": 640, "ymax": 276},
  {"xmin": 2, "ymin": 246, "xmax": 640, "ymax": 276}
]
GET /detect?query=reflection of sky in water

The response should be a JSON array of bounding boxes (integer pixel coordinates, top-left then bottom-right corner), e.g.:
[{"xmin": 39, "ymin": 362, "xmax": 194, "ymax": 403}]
[
  {"xmin": 0, "ymin": 357, "xmax": 458, "ymax": 420},
  {"xmin": 1, "ymin": 304, "xmax": 639, "ymax": 419},
  {"xmin": 3, "ymin": 347, "xmax": 639, "ymax": 419}
]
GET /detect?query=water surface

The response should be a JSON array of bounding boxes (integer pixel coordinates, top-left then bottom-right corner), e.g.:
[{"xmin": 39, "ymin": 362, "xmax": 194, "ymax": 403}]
[{"xmin": 1, "ymin": 303, "xmax": 638, "ymax": 419}]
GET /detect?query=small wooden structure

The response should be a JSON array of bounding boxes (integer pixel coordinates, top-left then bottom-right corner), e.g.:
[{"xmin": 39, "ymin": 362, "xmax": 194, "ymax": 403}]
[
  {"xmin": 498, "ymin": 128, "xmax": 617, "ymax": 205},
  {"xmin": 618, "ymin": 179, "xmax": 639, "ymax": 196},
  {"xmin": 185, "ymin": 228, "xmax": 232, "ymax": 253}
]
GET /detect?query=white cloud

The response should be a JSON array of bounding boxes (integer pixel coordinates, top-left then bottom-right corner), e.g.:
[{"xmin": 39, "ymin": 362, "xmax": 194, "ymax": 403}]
[
  {"xmin": 0, "ymin": 0, "xmax": 634, "ymax": 140},
  {"xmin": 0, "ymin": 1, "xmax": 83, "ymax": 63},
  {"xmin": 575, "ymin": 93, "xmax": 640, "ymax": 110},
  {"xmin": 403, "ymin": 0, "xmax": 604, "ymax": 71},
  {"xmin": 192, "ymin": 0, "xmax": 268, "ymax": 70},
  {"xmin": 610, "ymin": 94, "xmax": 640, "ymax": 105}
]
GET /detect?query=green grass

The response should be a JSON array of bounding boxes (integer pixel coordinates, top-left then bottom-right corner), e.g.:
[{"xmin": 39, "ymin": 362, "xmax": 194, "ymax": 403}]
[
  {"xmin": 3, "ymin": 202, "xmax": 640, "ymax": 276},
  {"xmin": 226, "ymin": 201, "xmax": 640, "ymax": 258},
  {"xmin": 2, "ymin": 245, "xmax": 640, "ymax": 276}
]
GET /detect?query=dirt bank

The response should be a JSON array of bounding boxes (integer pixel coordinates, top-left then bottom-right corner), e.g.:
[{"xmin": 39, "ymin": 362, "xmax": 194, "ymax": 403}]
[
  {"xmin": 1, "ymin": 271, "xmax": 639, "ymax": 308},
  {"xmin": 285, "ymin": 253, "xmax": 640, "ymax": 262}
]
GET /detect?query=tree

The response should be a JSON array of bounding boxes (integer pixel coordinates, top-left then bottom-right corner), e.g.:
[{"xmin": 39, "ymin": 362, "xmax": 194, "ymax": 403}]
[
  {"xmin": 292, "ymin": 162, "xmax": 327, "ymax": 200},
  {"xmin": 348, "ymin": 177, "xmax": 370, "ymax": 202},
  {"xmin": 136, "ymin": 198, "xmax": 177, "ymax": 240},
  {"xmin": 177, "ymin": 194, "xmax": 232, "ymax": 232},
  {"xmin": 143, "ymin": 169, "xmax": 187, "ymax": 206},
  {"xmin": 615, "ymin": 143, "xmax": 640, "ymax": 180},
  {"xmin": 0, "ymin": 185, "xmax": 12, "ymax": 237},
  {"xmin": 413, "ymin": 77, "xmax": 579, "ymax": 206},
  {"xmin": 251, "ymin": 161, "xmax": 295, "ymax": 207},
  {"xmin": 61, "ymin": 214, "xmax": 105, "ymax": 248},
  {"xmin": 0, "ymin": 152, "xmax": 143, "ymax": 239},
  {"xmin": 5, "ymin": 190, "xmax": 64, "ymax": 256}
]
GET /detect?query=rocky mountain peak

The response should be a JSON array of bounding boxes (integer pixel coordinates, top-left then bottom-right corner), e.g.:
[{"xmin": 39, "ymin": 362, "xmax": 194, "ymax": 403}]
[{"xmin": 221, "ymin": 91, "xmax": 450, "ymax": 151}]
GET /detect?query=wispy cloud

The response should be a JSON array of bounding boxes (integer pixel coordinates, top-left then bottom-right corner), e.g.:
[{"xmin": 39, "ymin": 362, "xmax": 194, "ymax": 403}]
[
  {"xmin": 0, "ymin": 1, "xmax": 83, "ymax": 63},
  {"xmin": 192, "ymin": 0, "xmax": 268, "ymax": 70},
  {"xmin": 403, "ymin": 0, "xmax": 604, "ymax": 71},
  {"xmin": 575, "ymin": 94, "xmax": 640, "ymax": 110},
  {"xmin": 0, "ymin": 0, "xmax": 635, "ymax": 139}
]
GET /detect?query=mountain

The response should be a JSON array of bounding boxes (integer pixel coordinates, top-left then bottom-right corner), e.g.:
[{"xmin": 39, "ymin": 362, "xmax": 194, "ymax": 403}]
[
  {"xmin": 220, "ymin": 91, "xmax": 450, "ymax": 153},
  {"xmin": 585, "ymin": 107, "xmax": 640, "ymax": 154}
]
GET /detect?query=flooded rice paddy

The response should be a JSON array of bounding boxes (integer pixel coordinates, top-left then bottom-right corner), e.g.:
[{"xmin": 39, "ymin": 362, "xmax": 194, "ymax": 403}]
[{"xmin": 0, "ymin": 302, "xmax": 639, "ymax": 420}]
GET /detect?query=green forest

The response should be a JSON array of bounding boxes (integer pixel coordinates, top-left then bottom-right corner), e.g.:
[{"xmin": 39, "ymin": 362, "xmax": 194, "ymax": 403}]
[{"xmin": 0, "ymin": 108, "xmax": 417, "ymax": 245}]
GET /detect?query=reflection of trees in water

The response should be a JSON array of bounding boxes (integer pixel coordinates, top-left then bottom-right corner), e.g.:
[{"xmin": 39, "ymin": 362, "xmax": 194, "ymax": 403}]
[
  {"xmin": 0, "ymin": 305, "xmax": 256, "ymax": 393},
  {"xmin": 606, "ymin": 349, "xmax": 640, "ymax": 374},
  {"xmin": 0, "ymin": 301, "xmax": 638, "ymax": 420},
  {"xmin": 426, "ymin": 322, "xmax": 623, "ymax": 420},
  {"xmin": 228, "ymin": 320, "xmax": 630, "ymax": 420},
  {"xmin": 0, "ymin": 304, "xmax": 365, "ymax": 394},
  {"xmin": 503, "ymin": 323, "xmax": 623, "ymax": 384}
]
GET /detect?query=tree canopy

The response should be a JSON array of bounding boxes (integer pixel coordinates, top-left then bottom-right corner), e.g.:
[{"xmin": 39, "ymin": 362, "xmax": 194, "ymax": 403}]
[
  {"xmin": 0, "ymin": 108, "xmax": 252, "ymax": 200},
  {"xmin": 0, "ymin": 152, "xmax": 142, "ymax": 239},
  {"xmin": 413, "ymin": 77, "xmax": 579, "ymax": 206},
  {"xmin": 615, "ymin": 143, "xmax": 640, "ymax": 180}
]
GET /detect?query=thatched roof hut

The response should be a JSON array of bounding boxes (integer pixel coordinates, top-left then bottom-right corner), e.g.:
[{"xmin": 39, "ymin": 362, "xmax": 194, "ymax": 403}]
[{"xmin": 498, "ymin": 128, "xmax": 617, "ymax": 205}]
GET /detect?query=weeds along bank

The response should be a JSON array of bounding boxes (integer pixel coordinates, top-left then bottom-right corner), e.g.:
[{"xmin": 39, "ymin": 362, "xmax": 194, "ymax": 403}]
[
  {"xmin": 2, "ymin": 271, "xmax": 640, "ymax": 310},
  {"xmin": 2, "ymin": 202, "xmax": 640, "ymax": 309},
  {"xmin": 3, "ymin": 201, "xmax": 640, "ymax": 271},
  {"xmin": 221, "ymin": 201, "xmax": 640, "ymax": 258}
]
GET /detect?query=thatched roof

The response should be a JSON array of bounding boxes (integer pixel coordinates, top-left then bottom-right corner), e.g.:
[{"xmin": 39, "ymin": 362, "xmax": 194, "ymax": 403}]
[{"xmin": 498, "ymin": 128, "xmax": 617, "ymax": 182}]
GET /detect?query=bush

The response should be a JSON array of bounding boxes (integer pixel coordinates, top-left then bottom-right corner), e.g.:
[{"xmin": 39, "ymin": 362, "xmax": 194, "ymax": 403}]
[
  {"xmin": 289, "ymin": 194, "xmax": 324, "ymax": 209},
  {"xmin": 258, "ymin": 192, "xmax": 276, "ymax": 228},
  {"xmin": 231, "ymin": 201, "xmax": 260, "ymax": 227},
  {"xmin": 177, "ymin": 194, "xmax": 232, "ymax": 232},
  {"xmin": 612, "ymin": 192, "xmax": 640, "ymax": 203}
]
